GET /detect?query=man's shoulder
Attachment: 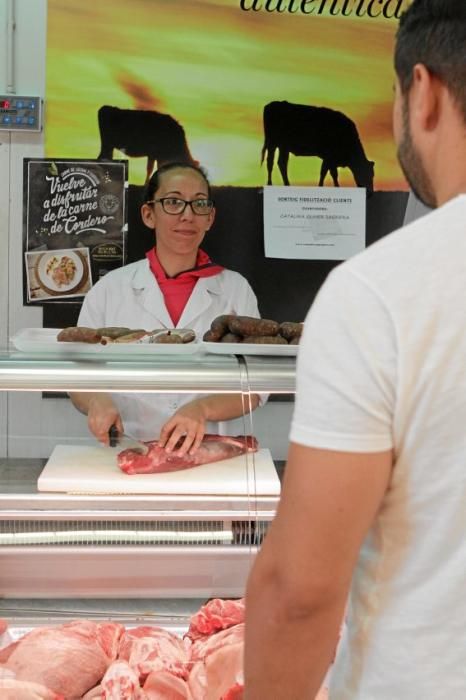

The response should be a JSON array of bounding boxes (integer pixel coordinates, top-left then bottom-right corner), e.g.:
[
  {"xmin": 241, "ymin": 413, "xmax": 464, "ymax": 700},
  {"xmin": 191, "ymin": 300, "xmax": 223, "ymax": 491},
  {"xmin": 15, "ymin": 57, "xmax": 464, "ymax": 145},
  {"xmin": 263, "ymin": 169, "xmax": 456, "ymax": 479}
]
[{"xmin": 345, "ymin": 196, "xmax": 464, "ymax": 277}]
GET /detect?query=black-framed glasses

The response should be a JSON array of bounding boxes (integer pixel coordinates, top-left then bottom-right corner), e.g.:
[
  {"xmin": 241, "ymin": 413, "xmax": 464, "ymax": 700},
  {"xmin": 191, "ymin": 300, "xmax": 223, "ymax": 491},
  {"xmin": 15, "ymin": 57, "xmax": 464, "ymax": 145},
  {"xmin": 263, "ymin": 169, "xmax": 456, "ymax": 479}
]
[{"xmin": 147, "ymin": 197, "xmax": 214, "ymax": 216}]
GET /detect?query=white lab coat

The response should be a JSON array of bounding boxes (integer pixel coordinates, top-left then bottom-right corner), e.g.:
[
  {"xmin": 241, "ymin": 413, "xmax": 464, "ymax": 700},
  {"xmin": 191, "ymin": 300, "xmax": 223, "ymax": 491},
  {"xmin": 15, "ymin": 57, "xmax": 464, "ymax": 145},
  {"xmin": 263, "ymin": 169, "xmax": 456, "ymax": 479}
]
[{"xmin": 78, "ymin": 259, "xmax": 260, "ymax": 439}]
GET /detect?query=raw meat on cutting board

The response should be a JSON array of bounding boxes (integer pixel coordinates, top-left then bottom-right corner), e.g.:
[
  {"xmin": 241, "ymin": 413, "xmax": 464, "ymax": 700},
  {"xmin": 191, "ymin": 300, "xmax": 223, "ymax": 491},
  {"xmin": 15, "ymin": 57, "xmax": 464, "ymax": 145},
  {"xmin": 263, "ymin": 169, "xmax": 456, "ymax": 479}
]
[{"xmin": 118, "ymin": 435, "xmax": 258, "ymax": 475}]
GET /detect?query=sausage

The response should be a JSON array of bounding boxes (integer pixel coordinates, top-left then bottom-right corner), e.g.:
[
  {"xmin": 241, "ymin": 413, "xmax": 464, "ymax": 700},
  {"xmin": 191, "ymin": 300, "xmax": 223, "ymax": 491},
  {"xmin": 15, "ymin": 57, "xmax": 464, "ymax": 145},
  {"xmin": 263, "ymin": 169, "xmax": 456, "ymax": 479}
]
[
  {"xmin": 279, "ymin": 321, "xmax": 303, "ymax": 341},
  {"xmin": 153, "ymin": 334, "xmax": 183, "ymax": 344},
  {"xmin": 228, "ymin": 316, "xmax": 280, "ymax": 337},
  {"xmin": 112, "ymin": 330, "xmax": 148, "ymax": 343},
  {"xmin": 211, "ymin": 315, "xmax": 235, "ymax": 334},
  {"xmin": 203, "ymin": 329, "xmax": 219, "ymax": 342},
  {"xmin": 96, "ymin": 327, "xmax": 131, "ymax": 339},
  {"xmin": 147, "ymin": 329, "xmax": 196, "ymax": 344},
  {"xmin": 177, "ymin": 329, "xmax": 196, "ymax": 344},
  {"xmin": 205, "ymin": 314, "xmax": 236, "ymax": 342},
  {"xmin": 220, "ymin": 332, "xmax": 242, "ymax": 343},
  {"xmin": 57, "ymin": 327, "xmax": 102, "ymax": 344},
  {"xmin": 242, "ymin": 335, "xmax": 288, "ymax": 344}
]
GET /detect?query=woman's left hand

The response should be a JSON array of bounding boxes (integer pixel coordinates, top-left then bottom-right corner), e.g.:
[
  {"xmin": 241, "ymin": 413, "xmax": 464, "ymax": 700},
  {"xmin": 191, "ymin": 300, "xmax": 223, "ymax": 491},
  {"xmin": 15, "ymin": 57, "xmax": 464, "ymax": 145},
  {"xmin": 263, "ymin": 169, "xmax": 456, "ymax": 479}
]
[{"xmin": 158, "ymin": 399, "xmax": 207, "ymax": 456}]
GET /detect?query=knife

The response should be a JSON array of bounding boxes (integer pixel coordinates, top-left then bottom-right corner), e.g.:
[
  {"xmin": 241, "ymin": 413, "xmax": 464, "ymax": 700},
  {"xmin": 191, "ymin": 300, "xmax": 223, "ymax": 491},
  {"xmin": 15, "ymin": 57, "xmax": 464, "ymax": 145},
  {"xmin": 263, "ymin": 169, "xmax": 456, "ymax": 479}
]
[{"xmin": 108, "ymin": 425, "xmax": 149, "ymax": 455}]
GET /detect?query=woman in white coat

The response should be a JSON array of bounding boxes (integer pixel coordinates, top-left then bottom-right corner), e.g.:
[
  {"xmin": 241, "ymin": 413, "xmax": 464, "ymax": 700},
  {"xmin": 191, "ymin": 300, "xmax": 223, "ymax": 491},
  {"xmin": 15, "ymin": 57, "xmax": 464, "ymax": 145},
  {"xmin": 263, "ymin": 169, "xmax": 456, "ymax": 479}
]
[{"xmin": 71, "ymin": 162, "xmax": 261, "ymax": 456}]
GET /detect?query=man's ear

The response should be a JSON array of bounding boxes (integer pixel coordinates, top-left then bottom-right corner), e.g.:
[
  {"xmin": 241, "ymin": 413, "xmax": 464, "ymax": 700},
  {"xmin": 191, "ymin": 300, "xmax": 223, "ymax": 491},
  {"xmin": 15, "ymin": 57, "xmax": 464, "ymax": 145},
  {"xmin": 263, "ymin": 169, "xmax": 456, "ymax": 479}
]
[
  {"xmin": 411, "ymin": 63, "xmax": 440, "ymax": 132},
  {"xmin": 141, "ymin": 203, "xmax": 156, "ymax": 230}
]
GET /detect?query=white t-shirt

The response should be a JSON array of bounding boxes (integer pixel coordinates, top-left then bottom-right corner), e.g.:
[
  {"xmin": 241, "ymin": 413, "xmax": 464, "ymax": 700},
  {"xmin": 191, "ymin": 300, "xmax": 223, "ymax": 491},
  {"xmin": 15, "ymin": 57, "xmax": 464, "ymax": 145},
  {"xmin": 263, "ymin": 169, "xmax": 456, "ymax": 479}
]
[{"xmin": 290, "ymin": 195, "xmax": 466, "ymax": 699}]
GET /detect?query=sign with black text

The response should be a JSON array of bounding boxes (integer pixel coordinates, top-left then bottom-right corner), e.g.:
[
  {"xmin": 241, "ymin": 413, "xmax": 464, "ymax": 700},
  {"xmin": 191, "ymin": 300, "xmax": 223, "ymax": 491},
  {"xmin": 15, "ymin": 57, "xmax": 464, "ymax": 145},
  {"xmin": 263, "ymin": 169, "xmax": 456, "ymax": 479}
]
[
  {"xmin": 23, "ymin": 158, "xmax": 128, "ymax": 304},
  {"xmin": 264, "ymin": 185, "xmax": 366, "ymax": 260}
]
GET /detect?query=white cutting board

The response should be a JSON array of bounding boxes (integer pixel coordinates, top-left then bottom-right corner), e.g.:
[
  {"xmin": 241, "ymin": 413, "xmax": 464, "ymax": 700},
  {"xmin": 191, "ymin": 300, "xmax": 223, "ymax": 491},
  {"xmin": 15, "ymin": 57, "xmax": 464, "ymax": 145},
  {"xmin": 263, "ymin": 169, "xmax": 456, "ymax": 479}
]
[{"xmin": 38, "ymin": 445, "xmax": 281, "ymax": 496}]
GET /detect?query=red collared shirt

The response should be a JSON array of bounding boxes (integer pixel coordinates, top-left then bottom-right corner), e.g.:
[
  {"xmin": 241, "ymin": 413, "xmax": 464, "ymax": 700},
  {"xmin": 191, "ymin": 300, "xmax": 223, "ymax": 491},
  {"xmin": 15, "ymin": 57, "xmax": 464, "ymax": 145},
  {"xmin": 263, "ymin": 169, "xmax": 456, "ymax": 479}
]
[{"xmin": 145, "ymin": 248, "xmax": 224, "ymax": 326}]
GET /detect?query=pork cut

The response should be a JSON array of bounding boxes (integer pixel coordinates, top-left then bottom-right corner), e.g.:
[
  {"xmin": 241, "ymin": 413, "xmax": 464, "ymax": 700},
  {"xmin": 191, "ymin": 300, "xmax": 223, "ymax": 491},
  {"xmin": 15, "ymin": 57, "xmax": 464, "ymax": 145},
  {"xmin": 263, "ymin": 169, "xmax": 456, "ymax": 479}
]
[
  {"xmin": 118, "ymin": 626, "xmax": 190, "ymax": 681},
  {"xmin": 188, "ymin": 624, "xmax": 245, "ymax": 699},
  {"xmin": 100, "ymin": 660, "xmax": 145, "ymax": 699},
  {"xmin": 0, "ymin": 677, "xmax": 64, "ymax": 699},
  {"xmin": 186, "ymin": 598, "xmax": 245, "ymax": 642},
  {"xmin": 220, "ymin": 683, "xmax": 244, "ymax": 700},
  {"xmin": 143, "ymin": 670, "xmax": 192, "ymax": 699},
  {"xmin": 118, "ymin": 435, "xmax": 258, "ymax": 475},
  {"xmin": 1, "ymin": 620, "xmax": 123, "ymax": 698}
]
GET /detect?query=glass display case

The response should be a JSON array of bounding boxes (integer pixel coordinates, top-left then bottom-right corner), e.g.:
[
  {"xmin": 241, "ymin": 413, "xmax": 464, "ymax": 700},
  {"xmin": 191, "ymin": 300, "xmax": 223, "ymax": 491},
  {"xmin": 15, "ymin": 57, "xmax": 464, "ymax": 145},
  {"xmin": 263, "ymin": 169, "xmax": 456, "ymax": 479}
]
[{"xmin": 0, "ymin": 348, "xmax": 296, "ymax": 606}]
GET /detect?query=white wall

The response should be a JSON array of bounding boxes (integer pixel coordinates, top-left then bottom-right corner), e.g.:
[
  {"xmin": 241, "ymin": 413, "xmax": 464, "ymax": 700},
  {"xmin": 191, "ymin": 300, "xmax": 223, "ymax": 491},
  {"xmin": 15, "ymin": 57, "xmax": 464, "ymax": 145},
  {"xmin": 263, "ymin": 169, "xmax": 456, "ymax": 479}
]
[{"xmin": 1, "ymin": 0, "xmax": 91, "ymax": 457}]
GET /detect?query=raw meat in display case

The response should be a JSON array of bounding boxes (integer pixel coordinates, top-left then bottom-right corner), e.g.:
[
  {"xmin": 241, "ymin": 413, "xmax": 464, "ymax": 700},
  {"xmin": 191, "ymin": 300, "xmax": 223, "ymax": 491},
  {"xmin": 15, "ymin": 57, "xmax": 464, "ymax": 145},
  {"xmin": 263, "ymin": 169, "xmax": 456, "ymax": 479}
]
[
  {"xmin": 0, "ymin": 599, "xmax": 330, "ymax": 698},
  {"xmin": 0, "ymin": 620, "xmax": 123, "ymax": 697}
]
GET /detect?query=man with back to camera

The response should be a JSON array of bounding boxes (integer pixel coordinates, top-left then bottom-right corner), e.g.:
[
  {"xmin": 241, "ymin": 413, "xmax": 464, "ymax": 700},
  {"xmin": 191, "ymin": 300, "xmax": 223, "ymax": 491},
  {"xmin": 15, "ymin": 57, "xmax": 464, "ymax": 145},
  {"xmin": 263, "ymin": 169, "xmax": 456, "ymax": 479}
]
[{"xmin": 244, "ymin": 1, "xmax": 466, "ymax": 698}]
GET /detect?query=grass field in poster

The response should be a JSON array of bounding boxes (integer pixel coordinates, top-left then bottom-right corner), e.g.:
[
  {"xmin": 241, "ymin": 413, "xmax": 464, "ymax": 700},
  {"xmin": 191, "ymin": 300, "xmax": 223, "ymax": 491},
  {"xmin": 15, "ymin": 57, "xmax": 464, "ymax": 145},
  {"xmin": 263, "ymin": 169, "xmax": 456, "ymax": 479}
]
[{"xmin": 46, "ymin": 0, "xmax": 408, "ymax": 190}]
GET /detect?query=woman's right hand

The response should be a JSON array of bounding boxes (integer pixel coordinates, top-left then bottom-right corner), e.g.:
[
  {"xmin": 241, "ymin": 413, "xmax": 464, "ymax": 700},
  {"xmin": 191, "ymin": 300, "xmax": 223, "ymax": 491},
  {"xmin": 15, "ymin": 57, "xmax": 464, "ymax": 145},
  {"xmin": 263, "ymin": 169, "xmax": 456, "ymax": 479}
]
[{"xmin": 87, "ymin": 394, "xmax": 123, "ymax": 445}]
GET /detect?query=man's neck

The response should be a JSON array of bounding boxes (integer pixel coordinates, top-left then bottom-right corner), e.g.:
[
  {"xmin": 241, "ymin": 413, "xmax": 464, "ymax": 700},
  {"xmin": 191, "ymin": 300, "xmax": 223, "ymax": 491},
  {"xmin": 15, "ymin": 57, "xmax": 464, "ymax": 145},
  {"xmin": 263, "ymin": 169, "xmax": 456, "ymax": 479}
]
[{"xmin": 156, "ymin": 248, "xmax": 198, "ymax": 278}]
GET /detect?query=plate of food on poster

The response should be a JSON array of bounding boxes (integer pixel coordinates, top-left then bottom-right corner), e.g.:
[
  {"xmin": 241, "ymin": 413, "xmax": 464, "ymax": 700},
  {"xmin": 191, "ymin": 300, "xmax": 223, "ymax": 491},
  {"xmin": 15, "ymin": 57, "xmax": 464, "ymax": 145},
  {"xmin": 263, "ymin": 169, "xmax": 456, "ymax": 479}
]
[{"xmin": 25, "ymin": 247, "xmax": 92, "ymax": 301}]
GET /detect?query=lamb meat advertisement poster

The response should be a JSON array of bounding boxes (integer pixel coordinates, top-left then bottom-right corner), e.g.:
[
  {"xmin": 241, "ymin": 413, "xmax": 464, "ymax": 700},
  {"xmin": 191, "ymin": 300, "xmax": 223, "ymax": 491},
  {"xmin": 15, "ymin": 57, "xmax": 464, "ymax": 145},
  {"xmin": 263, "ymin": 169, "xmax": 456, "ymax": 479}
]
[{"xmin": 23, "ymin": 158, "xmax": 127, "ymax": 304}]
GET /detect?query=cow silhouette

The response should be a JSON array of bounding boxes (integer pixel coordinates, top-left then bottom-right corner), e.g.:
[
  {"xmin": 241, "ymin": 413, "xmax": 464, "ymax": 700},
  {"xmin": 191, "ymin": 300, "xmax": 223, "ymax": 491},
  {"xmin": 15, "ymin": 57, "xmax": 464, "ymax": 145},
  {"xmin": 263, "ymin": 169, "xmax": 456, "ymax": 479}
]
[
  {"xmin": 97, "ymin": 105, "xmax": 197, "ymax": 182},
  {"xmin": 261, "ymin": 101, "xmax": 374, "ymax": 192}
]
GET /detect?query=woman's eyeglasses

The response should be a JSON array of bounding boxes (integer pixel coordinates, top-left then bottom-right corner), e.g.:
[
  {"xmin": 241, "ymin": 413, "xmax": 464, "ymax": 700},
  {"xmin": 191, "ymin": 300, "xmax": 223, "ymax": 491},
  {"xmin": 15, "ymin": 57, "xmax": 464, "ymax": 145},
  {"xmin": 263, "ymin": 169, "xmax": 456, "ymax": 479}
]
[{"xmin": 146, "ymin": 197, "xmax": 214, "ymax": 216}]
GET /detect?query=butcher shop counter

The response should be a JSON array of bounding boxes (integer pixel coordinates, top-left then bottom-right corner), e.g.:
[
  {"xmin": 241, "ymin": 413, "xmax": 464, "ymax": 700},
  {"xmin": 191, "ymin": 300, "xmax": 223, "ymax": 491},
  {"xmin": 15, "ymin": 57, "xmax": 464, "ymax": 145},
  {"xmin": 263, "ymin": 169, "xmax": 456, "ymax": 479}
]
[{"xmin": 0, "ymin": 349, "xmax": 294, "ymax": 601}]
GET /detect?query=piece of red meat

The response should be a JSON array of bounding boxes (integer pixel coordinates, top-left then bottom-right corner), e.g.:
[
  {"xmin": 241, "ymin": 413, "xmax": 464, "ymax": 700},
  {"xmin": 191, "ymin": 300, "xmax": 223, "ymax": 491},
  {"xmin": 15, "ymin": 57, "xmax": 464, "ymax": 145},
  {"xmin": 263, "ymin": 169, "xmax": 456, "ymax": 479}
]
[
  {"xmin": 190, "ymin": 623, "xmax": 244, "ymax": 665},
  {"xmin": 143, "ymin": 670, "xmax": 192, "ymax": 699},
  {"xmin": 188, "ymin": 632, "xmax": 243, "ymax": 700},
  {"xmin": 118, "ymin": 626, "xmax": 190, "ymax": 681},
  {"xmin": 2, "ymin": 620, "xmax": 123, "ymax": 698},
  {"xmin": 118, "ymin": 435, "xmax": 258, "ymax": 475},
  {"xmin": 220, "ymin": 682, "xmax": 244, "ymax": 700},
  {"xmin": 99, "ymin": 660, "xmax": 145, "ymax": 699},
  {"xmin": 186, "ymin": 599, "xmax": 245, "ymax": 642},
  {"xmin": 0, "ymin": 677, "xmax": 64, "ymax": 699}
]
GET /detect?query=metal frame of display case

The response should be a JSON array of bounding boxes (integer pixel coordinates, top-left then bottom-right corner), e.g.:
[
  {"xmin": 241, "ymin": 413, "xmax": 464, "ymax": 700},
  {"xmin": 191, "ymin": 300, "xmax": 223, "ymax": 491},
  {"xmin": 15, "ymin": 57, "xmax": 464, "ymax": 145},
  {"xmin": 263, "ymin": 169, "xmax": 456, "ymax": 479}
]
[{"xmin": 0, "ymin": 350, "xmax": 295, "ymax": 599}]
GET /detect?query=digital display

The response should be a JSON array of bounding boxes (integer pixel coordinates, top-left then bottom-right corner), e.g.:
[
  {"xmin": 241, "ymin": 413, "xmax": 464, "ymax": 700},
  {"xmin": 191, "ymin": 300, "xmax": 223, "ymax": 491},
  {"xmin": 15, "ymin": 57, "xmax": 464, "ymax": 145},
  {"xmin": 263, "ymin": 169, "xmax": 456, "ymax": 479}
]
[{"xmin": 0, "ymin": 100, "xmax": 11, "ymax": 109}]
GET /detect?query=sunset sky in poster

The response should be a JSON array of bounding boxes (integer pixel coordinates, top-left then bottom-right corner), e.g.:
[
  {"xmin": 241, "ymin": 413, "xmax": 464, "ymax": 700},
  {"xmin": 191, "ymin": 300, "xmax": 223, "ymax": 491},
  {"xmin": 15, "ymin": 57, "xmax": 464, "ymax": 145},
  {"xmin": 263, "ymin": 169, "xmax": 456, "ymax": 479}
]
[{"xmin": 46, "ymin": 0, "xmax": 408, "ymax": 190}]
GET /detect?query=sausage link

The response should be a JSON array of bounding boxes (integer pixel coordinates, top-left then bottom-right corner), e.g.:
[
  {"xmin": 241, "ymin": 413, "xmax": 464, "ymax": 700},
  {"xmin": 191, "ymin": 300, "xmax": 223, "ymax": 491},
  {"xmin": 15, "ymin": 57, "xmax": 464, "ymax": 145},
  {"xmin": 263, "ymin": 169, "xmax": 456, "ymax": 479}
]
[
  {"xmin": 220, "ymin": 332, "xmax": 242, "ymax": 343},
  {"xmin": 112, "ymin": 330, "xmax": 148, "ymax": 343},
  {"xmin": 279, "ymin": 321, "xmax": 303, "ymax": 341},
  {"xmin": 228, "ymin": 316, "xmax": 280, "ymax": 337},
  {"xmin": 57, "ymin": 327, "xmax": 102, "ymax": 344},
  {"xmin": 203, "ymin": 329, "xmax": 220, "ymax": 342},
  {"xmin": 211, "ymin": 314, "xmax": 236, "ymax": 334},
  {"xmin": 151, "ymin": 332, "xmax": 183, "ymax": 344},
  {"xmin": 96, "ymin": 327, "xmax": 131, "ymax": 339},
  {"xmin": 242, "ymin": 335, "xmax": 288, "ymax": 344}
]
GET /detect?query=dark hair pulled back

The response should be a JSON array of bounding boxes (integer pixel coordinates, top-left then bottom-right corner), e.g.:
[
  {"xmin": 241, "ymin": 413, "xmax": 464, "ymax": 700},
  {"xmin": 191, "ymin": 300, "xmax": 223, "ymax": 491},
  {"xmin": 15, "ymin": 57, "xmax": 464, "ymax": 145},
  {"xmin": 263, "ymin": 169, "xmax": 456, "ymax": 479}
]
[{"xmin": 142, "ymin": 162, "xmax": 212, "ymax": 203}]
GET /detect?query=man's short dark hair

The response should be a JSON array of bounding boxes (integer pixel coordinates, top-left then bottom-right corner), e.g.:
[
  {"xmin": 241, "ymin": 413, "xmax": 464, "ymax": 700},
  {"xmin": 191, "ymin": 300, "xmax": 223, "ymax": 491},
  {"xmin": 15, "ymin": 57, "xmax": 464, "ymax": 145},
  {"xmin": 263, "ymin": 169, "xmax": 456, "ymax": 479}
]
[{"xmin": 394, "ymin": 0, "xmax": 466, "ymax": 121}]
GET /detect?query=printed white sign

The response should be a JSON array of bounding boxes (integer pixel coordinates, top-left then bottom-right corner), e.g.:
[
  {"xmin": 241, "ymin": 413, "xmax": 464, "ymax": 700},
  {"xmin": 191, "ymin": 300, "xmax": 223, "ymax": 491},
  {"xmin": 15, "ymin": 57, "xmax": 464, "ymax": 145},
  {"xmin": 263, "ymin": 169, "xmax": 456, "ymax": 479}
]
[{"xmin": 264, "ymin": 185, "xmax": 366, "ymax": 260}]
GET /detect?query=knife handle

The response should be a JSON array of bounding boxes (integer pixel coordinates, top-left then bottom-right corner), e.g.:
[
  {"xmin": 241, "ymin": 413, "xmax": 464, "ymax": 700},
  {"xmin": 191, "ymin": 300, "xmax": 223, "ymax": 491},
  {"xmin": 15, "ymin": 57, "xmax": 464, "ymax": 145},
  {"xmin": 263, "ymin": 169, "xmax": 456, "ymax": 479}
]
[{"xmin": 108, "ymin": 424, "xmax": 119, "ymax": 447}]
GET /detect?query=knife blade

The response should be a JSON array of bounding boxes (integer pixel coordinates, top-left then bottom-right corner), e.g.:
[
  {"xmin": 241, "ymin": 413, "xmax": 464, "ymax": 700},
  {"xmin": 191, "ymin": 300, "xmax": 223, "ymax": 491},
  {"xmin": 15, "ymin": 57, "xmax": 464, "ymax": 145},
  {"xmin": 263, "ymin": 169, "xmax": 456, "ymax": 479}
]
[{"xmin": 108, "ymin": 425, "xmax": 149, "ymax": 455}]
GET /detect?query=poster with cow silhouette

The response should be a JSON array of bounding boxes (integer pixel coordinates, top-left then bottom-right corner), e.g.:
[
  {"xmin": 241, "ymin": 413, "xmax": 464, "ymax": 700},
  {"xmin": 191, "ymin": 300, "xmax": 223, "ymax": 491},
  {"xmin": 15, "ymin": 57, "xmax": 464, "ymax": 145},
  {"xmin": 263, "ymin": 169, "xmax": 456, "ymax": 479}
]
[
  {"xmin": 42, "ymin": 0, "xmax": 410, "ymax": 324},
  {"xmin": 23, "ymin": 159, "xmax": 127, "ymax": 305}
]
